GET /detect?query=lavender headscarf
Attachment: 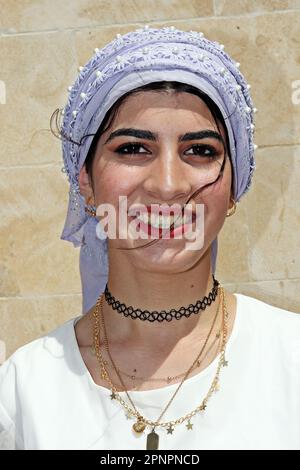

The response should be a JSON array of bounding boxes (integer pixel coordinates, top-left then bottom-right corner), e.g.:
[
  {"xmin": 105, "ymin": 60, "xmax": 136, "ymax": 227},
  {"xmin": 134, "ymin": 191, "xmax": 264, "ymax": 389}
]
[{"xmin": 59, "ymin": 26, "xmax": 256, "ymax": 315}]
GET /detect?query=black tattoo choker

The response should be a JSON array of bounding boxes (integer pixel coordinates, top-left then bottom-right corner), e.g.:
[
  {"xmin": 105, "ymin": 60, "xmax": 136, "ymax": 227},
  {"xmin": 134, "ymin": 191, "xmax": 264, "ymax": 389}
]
[{"xmin": 103, "ymin": 275, "xmax": 220, "ymax": 322}]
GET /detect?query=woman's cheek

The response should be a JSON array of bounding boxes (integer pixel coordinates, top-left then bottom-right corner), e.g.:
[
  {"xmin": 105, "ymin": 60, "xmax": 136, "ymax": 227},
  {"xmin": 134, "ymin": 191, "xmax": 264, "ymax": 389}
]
[{"xmin": 95, "ymin": 175, "xmax": 134, "ymax": 209}]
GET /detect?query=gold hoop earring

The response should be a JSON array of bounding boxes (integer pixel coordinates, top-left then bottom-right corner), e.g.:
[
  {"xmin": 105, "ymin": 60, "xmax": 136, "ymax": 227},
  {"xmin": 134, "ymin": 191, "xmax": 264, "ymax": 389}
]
[{"xmin": 226, "ymin": 198, "xmax": 237, "ymax": 217}]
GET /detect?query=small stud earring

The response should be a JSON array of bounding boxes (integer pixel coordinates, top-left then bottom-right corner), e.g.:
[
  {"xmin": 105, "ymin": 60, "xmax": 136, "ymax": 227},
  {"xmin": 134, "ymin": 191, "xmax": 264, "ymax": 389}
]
[
  {"xmin": 85, "ymin": 206, "xmax": 96, "ymax": 217},
  {"xmin": 85, "ymin": 196, "xmax": 96, "ymax": 217}
]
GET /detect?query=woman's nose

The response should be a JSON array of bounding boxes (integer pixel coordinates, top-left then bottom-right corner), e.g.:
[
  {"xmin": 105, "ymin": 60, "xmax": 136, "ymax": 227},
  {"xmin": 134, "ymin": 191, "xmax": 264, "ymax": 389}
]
[{"xmin": 143, "ymin": 149, "xmax": 192, "ymax": 202}]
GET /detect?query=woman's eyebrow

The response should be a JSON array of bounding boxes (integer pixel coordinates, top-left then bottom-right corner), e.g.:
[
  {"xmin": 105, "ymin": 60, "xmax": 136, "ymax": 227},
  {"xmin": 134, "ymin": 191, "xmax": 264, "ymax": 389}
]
[{"xmin": 104, "ymin": 128, "xmax": 224, "ymax": 144}]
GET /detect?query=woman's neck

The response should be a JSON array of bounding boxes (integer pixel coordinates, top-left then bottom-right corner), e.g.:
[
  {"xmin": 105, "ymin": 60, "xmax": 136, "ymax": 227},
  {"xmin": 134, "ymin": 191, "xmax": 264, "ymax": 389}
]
[{"xmin": 103, "ymin": 249, "xmax": 218, "ymax": 350}]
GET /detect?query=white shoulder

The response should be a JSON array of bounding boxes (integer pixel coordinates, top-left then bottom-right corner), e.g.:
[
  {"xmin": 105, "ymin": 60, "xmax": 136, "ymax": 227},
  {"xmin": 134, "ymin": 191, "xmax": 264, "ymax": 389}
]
[
  {"xmin": 0, "ymin": 315, "xmax": 80, "ymax": 435},
  {"xmin": 0, "ymin": 314, "xmax": 80, "ymax": 405},
  {"xmin": 235, "ymin": 292, "xmax": 300, "ymax": 321},
  {"xmin": 235, "ymin": 292, "xmax": 300, "ymax": 350}
]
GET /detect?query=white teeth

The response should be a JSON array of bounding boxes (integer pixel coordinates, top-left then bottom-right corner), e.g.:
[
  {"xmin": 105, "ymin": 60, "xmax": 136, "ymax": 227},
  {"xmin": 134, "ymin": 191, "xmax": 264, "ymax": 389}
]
[
  {"xmin": 183, "ymin": 213, "xmax": 192, "ymax": 224},
  {"xmin": 151, "ymin": 214, "xmax": 165, "ymax": 228},
  {"xmin": 161, "ymin": 216, "xmax": 172, "ymax": 229},
  {"xmin": 150, "ymin": 214, "xmax": 158, "ymax": 227},
  {"xmin": 136, "ymin": 212, "xmax": 149, "ymax": 225},
  {"xmin": 173, "ymin": 215, "xmax": 183, "ymax": 227},
  {"xmin": 135, "ymin": 212, "xmax": 193, "ymax": 229}
]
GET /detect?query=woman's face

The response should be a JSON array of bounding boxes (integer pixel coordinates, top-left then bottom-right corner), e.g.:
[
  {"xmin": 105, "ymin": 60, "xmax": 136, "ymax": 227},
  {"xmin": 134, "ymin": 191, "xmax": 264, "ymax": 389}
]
[{"xmin": 79, "ymin": 90, "xmax": 233, "ymax": 273}]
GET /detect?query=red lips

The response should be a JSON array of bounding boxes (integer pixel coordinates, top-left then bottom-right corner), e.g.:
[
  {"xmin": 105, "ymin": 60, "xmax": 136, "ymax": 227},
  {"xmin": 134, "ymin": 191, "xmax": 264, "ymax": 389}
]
[{"xmin": 128, "ymin": 204, "xmax": 195, "ymax": 218}]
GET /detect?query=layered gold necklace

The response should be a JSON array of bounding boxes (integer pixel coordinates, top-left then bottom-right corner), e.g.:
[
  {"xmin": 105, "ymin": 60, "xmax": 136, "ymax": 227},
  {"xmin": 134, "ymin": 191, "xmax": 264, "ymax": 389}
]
[
  {"xmin": 92, "ymin": 285, "xmax": 229, "ymax": 450},
  {"xmin": 91, "ymin": 327, "xmax": 221, "ymax": 390}
]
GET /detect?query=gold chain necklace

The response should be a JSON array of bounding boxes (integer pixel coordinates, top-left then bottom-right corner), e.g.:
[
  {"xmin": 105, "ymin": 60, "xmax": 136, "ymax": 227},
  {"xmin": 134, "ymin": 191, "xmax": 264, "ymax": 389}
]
[
  {"xmin": 92, "ymin": 328, "xmax": 221, "ymax": 388},
  {"xmin": 93, "ymin": 287, "xmax": 228, "ymax": 450},
  {"xmin": 92, "ymin": 285, "xmax": 229, "ymax": 450},
  {"xmin": 99, "ymin": 291, "xmax": 221, "ymax": 394}
]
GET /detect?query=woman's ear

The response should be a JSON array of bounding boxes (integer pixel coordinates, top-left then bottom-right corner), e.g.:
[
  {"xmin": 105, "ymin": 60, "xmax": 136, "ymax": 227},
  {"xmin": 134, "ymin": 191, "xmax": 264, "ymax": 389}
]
[{"xmin": 79, "ymin": 165, "xmax": 94, "ymax": 204}]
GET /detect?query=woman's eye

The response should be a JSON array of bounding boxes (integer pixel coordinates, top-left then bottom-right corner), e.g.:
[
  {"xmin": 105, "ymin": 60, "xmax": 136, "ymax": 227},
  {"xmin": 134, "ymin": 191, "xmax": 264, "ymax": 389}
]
[
  {"xmin": 114, "ymin": 143, "xmax": 218, "ymax": 158},
  {"xmin": 185, "ymin": 144, "xmax": 217, "ymax": 158},
  {"xmin": 115, "ymin": 143, "xmax": 150, "ymax": 155}
]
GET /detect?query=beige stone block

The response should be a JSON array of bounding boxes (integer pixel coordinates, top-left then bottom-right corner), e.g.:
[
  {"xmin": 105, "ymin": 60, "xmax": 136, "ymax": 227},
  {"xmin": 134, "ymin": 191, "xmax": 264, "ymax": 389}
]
[
  {"xmin": 0, "ymin": 166, "xmax": 81, "ymax": 297},
  {"xmin": 0, "ymin": 295, "xmax": 82, "ymax": 360},
  {"xmin": 224, "ymin": 279, "xmax": 300, "ymax": 313},
  {"xmin": 0, "ymin": 32, "xmax": 77, "ymax": 166},
  {"xmin": 215, "ymin": 0, "xmax": 300, "ymax": 16},
  {"xmin": 216, "ymin": 145, "xmax": 299, "ymax": 284},
  {"xmin": 0, "ymin": 0, "xmax": 213, "ymax": 33},
  {"xmin": 242, "ymin": 145, "xmax": 300, "ymax": 281}
]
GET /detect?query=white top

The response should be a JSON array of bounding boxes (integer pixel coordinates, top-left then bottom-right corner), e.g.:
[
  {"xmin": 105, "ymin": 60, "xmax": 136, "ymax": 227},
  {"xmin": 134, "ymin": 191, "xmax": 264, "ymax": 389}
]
[{"xmin": 0, "ymin": 293, "xmax": 300, "ymax": 450}]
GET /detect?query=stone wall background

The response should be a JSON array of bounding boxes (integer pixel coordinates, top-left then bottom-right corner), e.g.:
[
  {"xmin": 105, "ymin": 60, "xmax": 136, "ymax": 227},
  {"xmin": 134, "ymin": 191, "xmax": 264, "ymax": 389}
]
[{"xmin": 0, "ymin": 0, "xmax": 300, "ymax": 361}]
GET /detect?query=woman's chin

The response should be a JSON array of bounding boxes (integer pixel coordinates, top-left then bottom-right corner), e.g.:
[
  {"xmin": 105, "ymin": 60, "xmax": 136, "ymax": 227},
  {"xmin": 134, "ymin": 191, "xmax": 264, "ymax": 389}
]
[{"xmin": 127, "ymin": 243, "xmax": 206, "ymax": 273}]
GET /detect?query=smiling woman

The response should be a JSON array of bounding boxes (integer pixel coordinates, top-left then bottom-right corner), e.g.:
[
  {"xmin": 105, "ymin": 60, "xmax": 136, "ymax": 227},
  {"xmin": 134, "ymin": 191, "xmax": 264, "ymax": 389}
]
[
  {"xmin": 80, "ymin": 82, "xmax": 229, "ymax": 254},
  {"xmin": 0, "ymin": 26, "xmax": 299, "ymax": 451}
]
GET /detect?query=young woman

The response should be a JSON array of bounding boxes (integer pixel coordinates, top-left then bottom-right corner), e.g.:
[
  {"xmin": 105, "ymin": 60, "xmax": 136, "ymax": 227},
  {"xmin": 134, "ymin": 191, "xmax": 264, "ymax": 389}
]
[{"xmin": 0, "ymin": 26, "xmax": 299, "ymax": 450}]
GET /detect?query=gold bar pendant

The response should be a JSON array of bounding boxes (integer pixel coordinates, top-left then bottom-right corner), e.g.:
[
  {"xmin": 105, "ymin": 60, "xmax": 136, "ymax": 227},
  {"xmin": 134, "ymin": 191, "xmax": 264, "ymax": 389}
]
[{"xmin": 146, "ymin": 431, "xmax": 159, "ymax": 450}]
